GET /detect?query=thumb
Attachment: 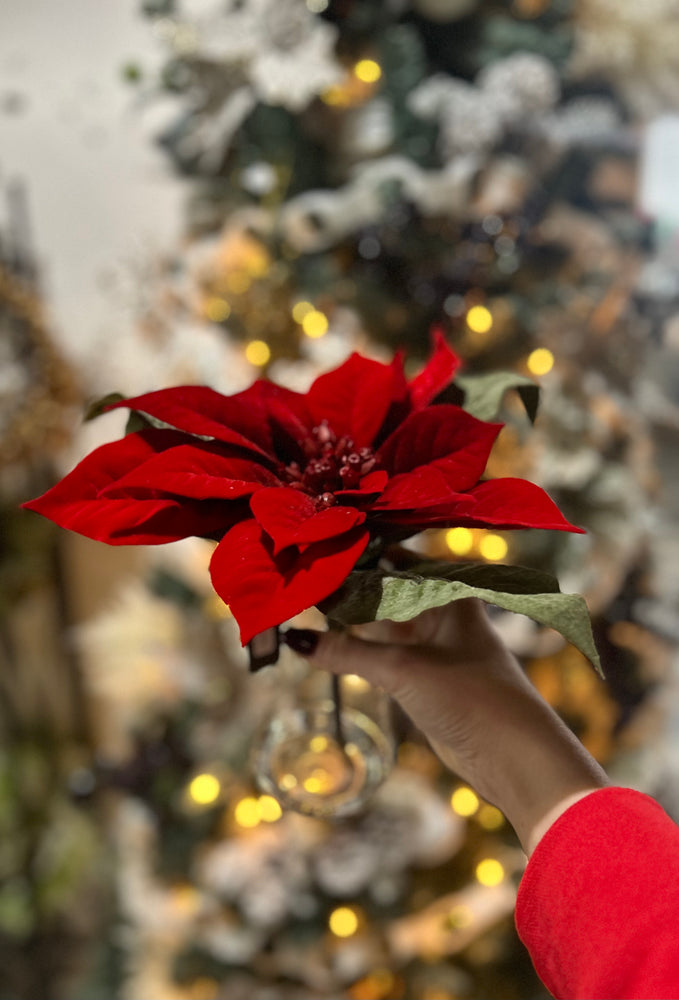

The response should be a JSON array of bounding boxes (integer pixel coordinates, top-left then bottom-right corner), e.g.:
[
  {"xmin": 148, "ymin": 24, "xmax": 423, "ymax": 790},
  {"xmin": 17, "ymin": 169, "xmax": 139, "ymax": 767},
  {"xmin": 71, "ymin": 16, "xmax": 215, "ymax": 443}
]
[{"xmin": 282, "ymin": 627, "xmax": 406, "ymax": 694}]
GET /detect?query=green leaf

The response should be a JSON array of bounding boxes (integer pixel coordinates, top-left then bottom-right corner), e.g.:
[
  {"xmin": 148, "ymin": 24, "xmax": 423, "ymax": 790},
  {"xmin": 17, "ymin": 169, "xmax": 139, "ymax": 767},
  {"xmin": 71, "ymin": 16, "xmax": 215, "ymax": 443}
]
[
  {"xmin": 83, "ymin": 392, "xmax": 125, "ymax": 422},
  {"xmin": 455, "ymin": 372, "xmax": 540, "ymax": 424},
  {"xmin": 324, "ymin": 562, "xmax": 602, "ymax": 676}
]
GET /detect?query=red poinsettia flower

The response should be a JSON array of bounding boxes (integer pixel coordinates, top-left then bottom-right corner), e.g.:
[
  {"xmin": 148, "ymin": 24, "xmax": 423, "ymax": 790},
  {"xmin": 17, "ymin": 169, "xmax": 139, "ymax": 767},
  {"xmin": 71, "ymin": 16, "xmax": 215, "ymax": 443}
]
[{"xmin": 23, "ymin": 335, "xmax": 582, "ymax": 644}]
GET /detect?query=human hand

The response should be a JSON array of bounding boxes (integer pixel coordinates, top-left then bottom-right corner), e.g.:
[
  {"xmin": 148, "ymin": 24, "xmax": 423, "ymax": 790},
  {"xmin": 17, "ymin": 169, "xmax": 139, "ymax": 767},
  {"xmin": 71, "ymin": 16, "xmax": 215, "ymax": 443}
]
[{"xmin": 283, "ymin": 599, "xmax": 608, "ymax": 855}]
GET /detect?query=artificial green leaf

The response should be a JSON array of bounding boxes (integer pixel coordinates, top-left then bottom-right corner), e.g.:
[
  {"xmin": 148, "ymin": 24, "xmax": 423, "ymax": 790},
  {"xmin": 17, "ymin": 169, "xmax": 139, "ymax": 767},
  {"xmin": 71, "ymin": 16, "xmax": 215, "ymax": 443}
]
[
  {"xmin": 324, "ymin": 563, "xmax": 601, "ymax": 675},
  {"xmin": 83, "ymin": 392, "xmax": 125, "ymax": 422},
  {"xmin": 455, "ymin": 372, "xmax": 540, "ymax": 424}
]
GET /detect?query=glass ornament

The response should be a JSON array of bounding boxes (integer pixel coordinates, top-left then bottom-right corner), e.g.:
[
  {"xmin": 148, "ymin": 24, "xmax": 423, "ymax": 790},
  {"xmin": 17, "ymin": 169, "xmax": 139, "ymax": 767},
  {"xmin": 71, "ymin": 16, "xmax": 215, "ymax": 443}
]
[{"xmin": 253, "ymin": 656, "xmax": 394, "ymax": 819}]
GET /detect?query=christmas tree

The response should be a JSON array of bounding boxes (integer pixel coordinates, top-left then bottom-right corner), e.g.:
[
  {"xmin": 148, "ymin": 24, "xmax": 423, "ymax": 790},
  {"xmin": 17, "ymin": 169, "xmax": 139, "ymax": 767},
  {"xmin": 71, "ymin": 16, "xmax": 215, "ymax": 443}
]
[{"xmin": 5, "ymin": 2, "xmax": 679, "ymax": 997}]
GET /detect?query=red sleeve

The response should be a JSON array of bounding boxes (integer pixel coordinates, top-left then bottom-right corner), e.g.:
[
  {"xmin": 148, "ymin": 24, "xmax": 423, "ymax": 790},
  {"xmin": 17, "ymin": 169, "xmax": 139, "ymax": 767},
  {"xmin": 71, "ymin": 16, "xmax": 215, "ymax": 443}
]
[{"xmin": 516, "ymin": 786, "xmax": 679, "ymax": 1000}]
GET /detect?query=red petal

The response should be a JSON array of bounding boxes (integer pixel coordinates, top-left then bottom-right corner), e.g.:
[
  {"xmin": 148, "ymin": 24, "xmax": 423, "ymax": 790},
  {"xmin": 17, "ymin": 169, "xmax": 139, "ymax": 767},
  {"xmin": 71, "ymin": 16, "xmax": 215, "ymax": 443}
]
[
  {"xmin": 22, "ymin": 431, "xmax": 241, "ymax": 543},
  {"xmin": 101, "ymin": 443, "xmax": 281, "ymax": 500},
  {"xmin": 376, "ymin": 405, "xmax": 502, "ymax": 490},
  {"xmin": 374, "ymin": 478, "xmax": 584, "ymax": 533},
  {"xmin": 209, "ymin": 519, "xmax": 369, "ymax": 644},
  {"xmin": 106, "ymin": 385, "xmax": 275, "ymax": 459},
  {"xmin": 306, "ymin": 353, "xmax": 408, "ymax": 447},
  {"xmin": 335, "ymin": 469, "xmax": 389, "ymax": 503},
  {"xmin": 250, "ymin": 487, "xmax": 365, "ymax": 555},
  {"xmin": 456, "ymin": 478, "xmax": 586, "ymax": 532},
  {"xmin": 371, "ymin": 466, "xmax": 477, "ymax": 510},
  {"xmin": 408, "ymin": 329, "xmax": 461, "ymax": 409}
]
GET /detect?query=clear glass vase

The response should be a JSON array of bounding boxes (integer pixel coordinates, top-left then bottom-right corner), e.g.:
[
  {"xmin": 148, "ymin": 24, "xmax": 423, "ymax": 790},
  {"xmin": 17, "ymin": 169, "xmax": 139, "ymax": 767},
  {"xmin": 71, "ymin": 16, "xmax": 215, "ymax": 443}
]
[{"xmin": 253, "ymin": 655, "xmax": 395, "ymax": 819}]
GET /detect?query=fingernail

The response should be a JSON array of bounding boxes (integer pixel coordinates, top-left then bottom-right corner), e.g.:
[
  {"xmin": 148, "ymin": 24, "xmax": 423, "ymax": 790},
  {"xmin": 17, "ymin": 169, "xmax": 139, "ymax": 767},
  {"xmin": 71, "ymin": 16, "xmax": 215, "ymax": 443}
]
[{"xmin": 282, "ymin": 628, "xmax": 320, "ymax": 657}]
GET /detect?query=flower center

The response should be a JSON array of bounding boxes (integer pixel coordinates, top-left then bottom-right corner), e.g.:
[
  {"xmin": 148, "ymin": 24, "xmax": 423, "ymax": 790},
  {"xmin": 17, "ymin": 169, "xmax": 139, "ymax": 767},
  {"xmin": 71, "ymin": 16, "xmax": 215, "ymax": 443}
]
[{"xmin": 283, "ymin": 420, "xmax": 377, "ymax": 506}]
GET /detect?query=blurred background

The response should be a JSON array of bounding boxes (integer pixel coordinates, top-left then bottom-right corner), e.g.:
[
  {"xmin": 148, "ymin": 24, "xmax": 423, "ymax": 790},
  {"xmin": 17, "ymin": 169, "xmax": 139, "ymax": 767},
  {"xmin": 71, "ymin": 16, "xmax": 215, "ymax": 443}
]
[{"xmin": 2, "ymin": 1, "xmax": 679, "ymax": 997}]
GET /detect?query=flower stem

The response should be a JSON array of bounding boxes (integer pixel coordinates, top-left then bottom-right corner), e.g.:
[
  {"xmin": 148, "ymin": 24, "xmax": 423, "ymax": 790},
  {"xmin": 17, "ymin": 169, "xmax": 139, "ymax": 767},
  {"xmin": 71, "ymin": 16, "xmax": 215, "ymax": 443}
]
[{"xmin": 331, "ymin": 673, "xmax": 346, "ymax": 747}]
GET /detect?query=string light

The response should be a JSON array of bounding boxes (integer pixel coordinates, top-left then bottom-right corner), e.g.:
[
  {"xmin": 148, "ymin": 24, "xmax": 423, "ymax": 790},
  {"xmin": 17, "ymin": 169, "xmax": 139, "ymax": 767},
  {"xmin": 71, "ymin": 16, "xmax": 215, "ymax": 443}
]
[
  {"xmin": 234, "ymin": 796, "xmax": 261, "ymax": 828},
  {"xmin": 329, "ymin": 905, "xmax": 360, "ymax": 937},
  {"xmin": 445, "ymin": 904, "xmax": 475, "ymax": 929},
  {"xmin": 445, "ymin": 527, "xmax": 474, "ymax": 555},
  {"xmin": 475, "ymin": 858, "xmax": 506, "ymax": 886},
  {"xmin": 477, "ymin": 804, "xmax": 505, "ymax": 830},
  {"xmin": 479, "ymin": 534, "xmax": 508, "ymax": 561},
  {"xmin": 527, "ymin": 347, "xmax": 555, "ymax": 375},
  {"xmin": 292, "ymin": 299, "xmax": 314, "ymax": 323},
  {"xmin": 188, "ymin": 773, "xmax": 221, "ymax": 806},
  {"xmin": 354, "ymin": 59, "xmax": 382, "ymax": 83},
  {"xmin": 203, "ymin": 296, "xmax": 231, "ymax": 323},
  {"xmin": 301, "ymin": 309, "xmax": 329, "ymax": 338},
  {"xmin": 245, "ymin": 340, "xmax": 271, "ymax": 366},
  {"xmin": 466, "ymin": 305, "xmax": 493, "ymax": 334},
  {"xmin": 258, "ymin": 795, "xmax": 283, "ymax": 822},
  {"xmin": 450, "ymin": 786, "xmax": 480, "ymax": 817}
]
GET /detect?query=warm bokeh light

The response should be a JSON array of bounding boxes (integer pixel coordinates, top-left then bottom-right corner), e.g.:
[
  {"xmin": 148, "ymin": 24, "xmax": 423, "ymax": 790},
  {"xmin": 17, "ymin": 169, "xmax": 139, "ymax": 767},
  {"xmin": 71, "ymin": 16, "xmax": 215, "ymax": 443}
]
[
  {"xmin": 301, "ymin": 308, "xmax": 329, "ymax": 338},
  {"xmin": 258, "ymin": 795, "xmax": 283, "ymax": 822},
  {"xmin": 479, "ymin": 534, "xmax": 508, "ymax": 561},
  {"xmin": 309, "ymin": 735, "xmax": 330, "ymax": 753},
  {"xmin": 445, "ymin": 526, "xmax": 474, "ymax": 555},
  {"xmin": 445, "ymin": 904, "xmax": 475, "ymax": 929},
  {"xmin": 245, "ymin": 340, "xmax": 271, "ymax": 366},
  {"xmin": 303, "ymin": 767, "xmax": 333, "ymax": 794},
  {"xmin": 188, "ymin": 773, "xmax": 221, "ymax": 806},
  {"xmin": 234, "ymin": 796, "xmax": 261, "ymax": 828},
  {"xmin": 279, "ymin": 772, "xmax": 298, "ymax": 790},
  {"xmin": 329, "ymin": 905, "xmax": 360, "ymax": 937},
  {"xmin": 451, "ymin": 786, "xmax": 480, "ymax": 817},
  {"xmin": 477, "ymin": 804, "xmax": 505, "ymax": 830},
  {"xmin": 475, "ymin": 858, "xmax": 506, "ymax": 886},
  {"xmin": 203, "ymin": 296, "xmax": 231, "ymax": 323},
  {"xmin": 292, "ymin": 299, "xmax": 314, "ymax": 323},
  {"xmin": 354, "ymin": 59, "xmax": 382, "ymax": 83},
  {"xmin": 466, "ymin": 304, "xmax": 493, "ymax": 334},
  {"xmin": 527, "ymin": 347, "xmax": 555, "ymax": 375}
]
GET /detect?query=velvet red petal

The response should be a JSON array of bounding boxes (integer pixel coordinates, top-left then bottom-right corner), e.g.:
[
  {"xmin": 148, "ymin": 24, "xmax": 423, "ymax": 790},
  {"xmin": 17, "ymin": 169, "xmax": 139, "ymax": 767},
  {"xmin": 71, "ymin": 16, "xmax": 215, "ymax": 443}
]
[
  {"xmin": 374, "ymin": 478, "xmax": 584, "ymax": 533},
  {"xmin": 306, "ymin": 353, "xmax": 408, "ymax": 447},
  {"xmin": 376, "ymin": 405, "xmax": 503, "ymax": 491},
  {"xmin": 335, "ymin": 469, "xmax": 389, "ymax": 504},
  {"xmin": 457, "ymin": 478, "xmax": 586, "ymax": 532},
  {"xmin": 371, "ymin": 466, "xmax": 477, "ymax": 511},
  {"xmin": 209, "ymin": 519, "xmax": 370, "ymax": 645},
  {"xmin": 408, "ymin": 329, "xmax": 461, "ymax": 410},
  {"xmin": 106, "ymin": 385, "xmax": 275, "ymax": 459},
  {"xmin": 22, "ymin": 432, "xmax": 242, "ymax": 544},
  {"xmin": 100, "ymin": 443, "xmax": 281, "ymax": 500},
  {"xmin": 250, "ymin": 487, "xmax": 366, "ymax": 556}
]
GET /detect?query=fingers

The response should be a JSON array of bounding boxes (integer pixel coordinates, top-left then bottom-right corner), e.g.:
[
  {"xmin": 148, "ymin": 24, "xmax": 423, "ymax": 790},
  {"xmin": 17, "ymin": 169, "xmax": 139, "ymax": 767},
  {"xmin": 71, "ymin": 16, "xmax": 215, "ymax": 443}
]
[{"xmin": 283, "ymin": 627, "xmax": 407, "ymax": 694}]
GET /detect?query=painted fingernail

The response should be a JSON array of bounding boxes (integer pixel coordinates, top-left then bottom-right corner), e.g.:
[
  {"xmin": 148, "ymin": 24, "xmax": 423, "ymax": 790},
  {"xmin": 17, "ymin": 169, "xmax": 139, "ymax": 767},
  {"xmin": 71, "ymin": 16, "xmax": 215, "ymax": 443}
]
[{"xmin": 282, "ymin": 628, "xmax": 320, "ymax": 657}]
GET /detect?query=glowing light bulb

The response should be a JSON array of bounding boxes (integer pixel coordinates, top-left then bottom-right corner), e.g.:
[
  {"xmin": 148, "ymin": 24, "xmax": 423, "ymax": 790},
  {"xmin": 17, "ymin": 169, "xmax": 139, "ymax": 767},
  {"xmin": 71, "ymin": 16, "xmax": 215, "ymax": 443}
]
[
  {"xmin": 188, "ymin": 773, "xmax": 221, "ymax": 806},
  {"xmin": 292, "ymin": 299, "xmax": 314, "ymax": 323},
  {"xmin": 329, "ymin": 905, "xmax": 360, "ymax": 937},
  {"xmin": 451, "ymin": 786, "xmax": 480, "ymax": 817},
  {"xmin": 477, "ymin": 804, "xmax": 505, "ymax": 830},
  {"xmin": 301, "ymin": 309, "xmax": 328, "ymax": 338},
  {"xmin": 258, "ymin": 795, "xmax": 283, "ymax": 822},
  {"xmin": 354, "ymin": 59, "xmax": 382, "ymax": 83},
  {"xmin": 527, "ymin": 347, "xmax": 555, "ymax": 375},
  {"xmin": 234, "ymin": 796, "xmax": 261, "ymax": 828},
  {"xmin": 475, "ymin": 858, "xmax": 505, "ymax": 886},
  {"xmin": 245, "ymin": 340, "xmax": 271, "ymax": 366},
  {"xmin": 479, "ymin": 534, "xmax": 508, "ymax": 561},
  {"xmin": 445, "ymin": 527, "xmax": 474, "ymax": 555},
  {"xmin": 203, "ymin": 297, "xmax": 231, "ymax": 323},
  {"xmin": 466, "ymin": 305, "xmax": 493, "ymax": 334}
]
